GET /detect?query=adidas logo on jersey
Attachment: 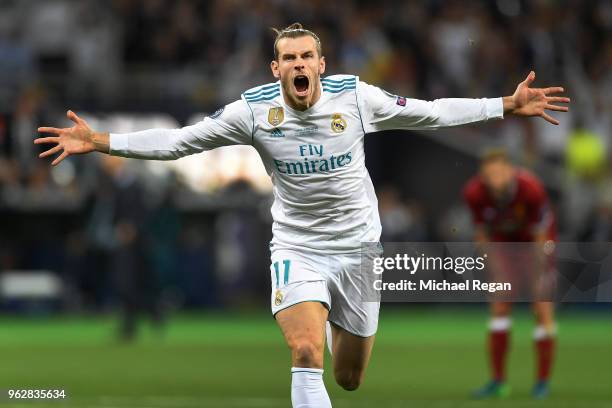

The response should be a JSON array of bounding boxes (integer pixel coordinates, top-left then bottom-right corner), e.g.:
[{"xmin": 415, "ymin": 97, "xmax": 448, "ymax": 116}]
[{"xmin": 270, "ymin": 128, "xmax": 285, "ymax": 138}]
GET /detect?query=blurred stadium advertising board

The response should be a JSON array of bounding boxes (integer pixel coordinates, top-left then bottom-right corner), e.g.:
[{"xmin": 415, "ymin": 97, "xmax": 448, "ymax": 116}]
[{"xmin": 0, "ymin": 271, "xmax": 63, "ymax": 300}]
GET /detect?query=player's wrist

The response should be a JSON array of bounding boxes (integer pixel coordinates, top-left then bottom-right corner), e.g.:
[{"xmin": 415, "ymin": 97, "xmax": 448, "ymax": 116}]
[
  {"xmin": 92, "ymin": 132, "xmax": 110, "ymax": 153},
  {"xmin": 502, "ymin": 96, "xmax": 518, "ymax": 114}
]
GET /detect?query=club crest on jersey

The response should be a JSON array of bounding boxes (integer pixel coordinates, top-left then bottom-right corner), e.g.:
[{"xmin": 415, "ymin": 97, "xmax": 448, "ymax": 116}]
[
  {"xmin": 274, "ymin": 289, "xmax": 284, "ymax": 306},
  {"xmin": 331, "ymin": 113, "xmax": 347, "ymax": 133},
  {"xmin": 268, "ymin": 107, "xmax": 284, "ymax": 126}
]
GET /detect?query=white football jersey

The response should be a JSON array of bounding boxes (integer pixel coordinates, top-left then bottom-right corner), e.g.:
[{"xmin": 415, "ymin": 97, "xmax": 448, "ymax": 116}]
[{"xmin": 110, "ymin": 74, "xmax": 503, "ymax": 253}]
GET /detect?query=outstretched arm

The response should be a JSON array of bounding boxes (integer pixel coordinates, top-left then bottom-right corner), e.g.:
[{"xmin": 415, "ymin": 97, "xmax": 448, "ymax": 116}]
[
  {"xmin": 502, "ymin": 71, "xmax": 569, "ymax": 125},
  {"xmin": 35, "ymin": 111, "xmax": 109, "ymax": 166},
  {"xmin": 358, "ymin": 71, "xmax": 570, "ymax": 133},
  {"xmin": 35, "ymin": 100, "xmax": 252, "ymax": 166}
]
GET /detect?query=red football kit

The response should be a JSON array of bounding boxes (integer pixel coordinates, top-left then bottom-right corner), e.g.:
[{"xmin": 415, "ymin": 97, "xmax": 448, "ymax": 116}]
[
  {"xmin": 463, "ymin": 169, "xmax": 556, "ymax": 242},
  {"xmin": 464, "ymin": 168, "xmax": 556, "ymax": 384}
]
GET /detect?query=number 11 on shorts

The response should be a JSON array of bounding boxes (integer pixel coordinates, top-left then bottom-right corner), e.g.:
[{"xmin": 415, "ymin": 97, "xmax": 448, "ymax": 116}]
[{"xmin": 274, "ymin": 259, "xmax": 291, "ymax": 288}]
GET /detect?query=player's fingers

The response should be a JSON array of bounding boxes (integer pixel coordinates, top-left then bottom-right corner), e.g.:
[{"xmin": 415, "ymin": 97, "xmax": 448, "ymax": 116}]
[
  {"xmin": 522, "ymin": 70, "xmax": 536, "ymax": 86},
  {"xmin": 37, "ymin": 127, "xmax": 62, "ymax": 135},
  {"xmin": 51, "ymin": 151, "xmax": 69, "ymax": 166},
  {"xmin": 67, "ymin": 110, "xmax": 78, "ymax": 124},
  {"xmin": 543, "ymin": 87, "xmax": 564, "ymax": 95},
  {"xmin": 545, "ymin": 104, "xmax": 569, "ymax": 112},
  {"xmin": 39, "ymin": 145, "xmax": 62, "ymax": 158},
  {"xmin": 547, "ymin": 96, "xmax": 570, "ymax": 103},
  {"xmin": 541, "ymin": 112, "xmax": 559, "ymax": 125},
  {"xmin": 34, "ymin": 136, "xmax": 60, "ymax": 145},
  {"xmin": 67, "ymin": 110, "xmax": 84, "ymax": 125}
]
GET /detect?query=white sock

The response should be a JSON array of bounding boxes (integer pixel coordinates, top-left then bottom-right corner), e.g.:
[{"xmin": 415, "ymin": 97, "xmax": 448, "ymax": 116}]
[
  {"xmin": 489, "ymin": 317, "xmax": 512, "ymax": 332},
  {"xmin": 291, "ymin": 367, "xmax": 332, "ymax": 408},
  {"xmin": 534, "ymin": 324, "xmax": 557, "ymax": 339},
  {"xmin": 326, "ymin": 321, "xmax": 333, "ymax": 356}
]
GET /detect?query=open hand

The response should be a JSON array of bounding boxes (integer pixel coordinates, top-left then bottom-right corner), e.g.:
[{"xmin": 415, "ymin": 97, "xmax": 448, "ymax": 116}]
[
  {"xmin": 504, "ymin": 71, "xmax": 570, "ymax": 125},
  {"xmin": 34, "ymin": 110, "xmax": 96, "ymax": 166}
]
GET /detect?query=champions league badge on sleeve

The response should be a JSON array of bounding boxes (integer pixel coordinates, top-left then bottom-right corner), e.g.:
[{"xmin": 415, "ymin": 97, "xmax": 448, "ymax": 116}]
[{"xmin": 396, "ymin": 96, "xmax": 407, "ymax": 106}]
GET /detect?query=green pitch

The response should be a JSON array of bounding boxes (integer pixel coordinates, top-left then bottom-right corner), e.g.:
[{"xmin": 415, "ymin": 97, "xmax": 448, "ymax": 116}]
[{"xmin": 0, "ymin": 308, "xmax": 610, "ymax": 407}]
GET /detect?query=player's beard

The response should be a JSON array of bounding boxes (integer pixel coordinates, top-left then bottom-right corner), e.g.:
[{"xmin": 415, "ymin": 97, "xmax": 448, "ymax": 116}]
[
  {"xmin": 282, "ymin": 72, "xmax": 318, "ymax": 111},
  {"xmin": 303, "ymin": 73, "xmax": 320, "ymax": 110},
  {"xmin": 304, "ymin": 78, "xmax": 312, "ymax": 110}
]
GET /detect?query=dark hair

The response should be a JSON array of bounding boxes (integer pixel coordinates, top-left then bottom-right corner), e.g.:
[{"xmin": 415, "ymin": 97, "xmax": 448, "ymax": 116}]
[{"xmin": 272, "ymin": 23, "xmax": 322, "ymax": 60}]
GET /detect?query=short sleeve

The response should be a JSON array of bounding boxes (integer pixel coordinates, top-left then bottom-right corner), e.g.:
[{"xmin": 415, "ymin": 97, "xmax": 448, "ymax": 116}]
[
  {"xmin": 525, "ymin": 182, "xmax": 552, "ymax": 233},
  {"xmin": 463, "ymin": 179, "xmax": 486, "ymax": 225}
]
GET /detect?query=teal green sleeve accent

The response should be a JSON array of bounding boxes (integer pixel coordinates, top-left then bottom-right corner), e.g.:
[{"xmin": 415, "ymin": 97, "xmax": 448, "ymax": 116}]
[
  {"xmin": 283, "ymin": 259, "xmax": 291, "ymax": 285},
  {"xmin": 273, "ymin": 262, "xmax": 280, "ymax": 289}
]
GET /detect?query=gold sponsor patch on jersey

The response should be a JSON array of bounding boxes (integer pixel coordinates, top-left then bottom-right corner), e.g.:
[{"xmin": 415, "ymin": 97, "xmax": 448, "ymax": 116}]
[
  {"xmin": 274, "ymin": 289, "xmax": 284, "ymax": 306},
  {"xmin": 268, "ymin": 107, "xmax": 284, "ymax": 126},
  {"xmin": 331, "ymin": 113, "xmax": 347, "ymax": 133}
]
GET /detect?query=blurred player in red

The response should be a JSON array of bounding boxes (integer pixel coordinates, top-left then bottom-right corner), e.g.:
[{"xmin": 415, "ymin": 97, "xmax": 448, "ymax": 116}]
[{"xmin": 463, "ymin": 150, "xmax": 556, "ymax": 399}]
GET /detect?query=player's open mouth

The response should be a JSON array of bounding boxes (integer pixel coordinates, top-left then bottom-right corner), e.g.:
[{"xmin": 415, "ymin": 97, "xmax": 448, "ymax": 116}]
[{"xmin": 294, "ymin": 75, "xmax": 309, "ymax": 97}]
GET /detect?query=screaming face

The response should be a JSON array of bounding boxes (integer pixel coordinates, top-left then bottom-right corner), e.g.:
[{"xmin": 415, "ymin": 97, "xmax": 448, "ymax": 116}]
[{"xmin": 271, "ymin": 36, "xmax": 326, "ymax": 111}]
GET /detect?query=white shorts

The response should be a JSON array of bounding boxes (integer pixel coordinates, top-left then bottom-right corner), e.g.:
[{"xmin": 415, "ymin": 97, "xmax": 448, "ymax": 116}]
[{"xmin": 270, "ymin": 248, "xmax": 380, "ymax": 337}]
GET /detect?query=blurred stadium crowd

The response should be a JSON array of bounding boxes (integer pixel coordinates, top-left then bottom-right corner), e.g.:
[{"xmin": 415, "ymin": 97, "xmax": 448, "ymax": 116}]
[{"xmin": 0, "ymin": 0, "xmax": 610, "ymax": 316}]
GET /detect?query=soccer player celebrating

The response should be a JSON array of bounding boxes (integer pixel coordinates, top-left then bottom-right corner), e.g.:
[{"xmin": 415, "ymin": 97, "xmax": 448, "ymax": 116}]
[
  {"xmin": 36, "ymin": 24, "xmax": 568, "ymax": 407},
  {"xmin": 464, "ymin": 150, "xmax": 557, "ymax": 399}
]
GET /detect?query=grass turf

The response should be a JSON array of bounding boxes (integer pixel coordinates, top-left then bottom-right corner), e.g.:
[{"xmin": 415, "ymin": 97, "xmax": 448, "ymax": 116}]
[{"xmin": 0, "ymin": 308, "xmax": 610, "ymax": 407}]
